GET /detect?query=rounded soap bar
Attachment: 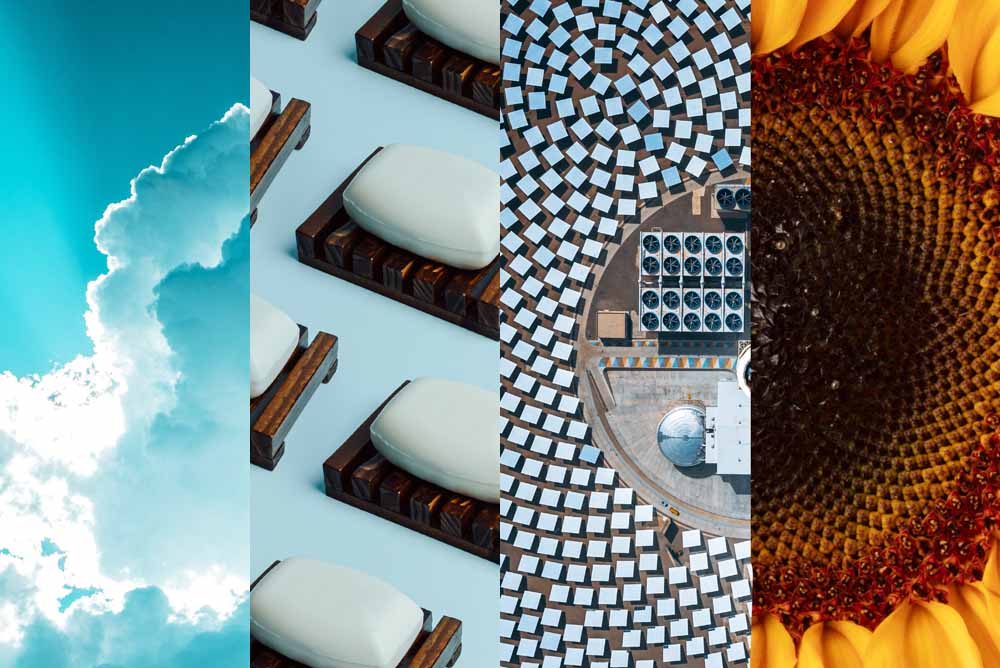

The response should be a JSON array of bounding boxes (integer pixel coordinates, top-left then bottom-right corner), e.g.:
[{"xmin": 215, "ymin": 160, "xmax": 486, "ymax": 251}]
[
  {"xmin": 370, "ymin": 377, "xmax": 499, "ymax": 504},
  {"xmin": 343, "ymin": 144, "xmax": 500, "ymax": 271},
  {"xmin": 403, "ymin": 0, "xmax": 501, "ymax": 65},
  {"xmin": 250, "ymin": 557, "xmax": 424, "ymax": 668},
  {"xmin": 250, "ymin": 77, "xmax": 270, "ymax": 141},
  {"xmin": 250, "ymin": 294, "xmax": 298, "ymax": 399}
]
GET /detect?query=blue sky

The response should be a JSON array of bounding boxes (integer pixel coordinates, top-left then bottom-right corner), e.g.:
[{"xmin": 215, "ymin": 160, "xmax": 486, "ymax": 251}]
[
  {"xmin": 0, "ymin": 3, "xmax": 246, "ymax": 377},
  {"xmin": 0, "ymin": 4, "xmax": 249, "ymax": 667}
]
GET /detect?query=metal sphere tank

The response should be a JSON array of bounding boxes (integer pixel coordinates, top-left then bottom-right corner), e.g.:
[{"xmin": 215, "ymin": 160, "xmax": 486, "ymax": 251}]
[{"xmin": 656, "ymin": 405, "xmax": 706, "ymax": 467}]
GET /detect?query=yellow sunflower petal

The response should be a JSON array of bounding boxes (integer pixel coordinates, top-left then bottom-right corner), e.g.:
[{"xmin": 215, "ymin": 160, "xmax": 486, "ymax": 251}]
[
  {"xmin": 869, "ymin": 0, "xmax": 905, "ymax": 61},
  {"xmin": 750, "ymin": 614, "xmax": 796, "ymax": 668},
  {"xmin": 870, "ymin": 0, "xmax": 959, "ymax": 73},
  {"xmin": 947, "ymin": 0, "xmax": 1000, "ymax": 105},
  {"xmin": 971, "ymin": 87, "xmax": 1000, "ymax": 116},
  {"xmin": 786, "ymin": 0, "xmax": 858, "ymax": 51},
  {"xmin": 947, "ymin": 583, "xmax": 1000, "ymax": 667},
  {"xmin": 835, "ymin": 0, "xmax": 893, "ymax": 40},
  {"xmin": 798, "ymin": 621, "xmax": 873, "ymax": 668},
  {"xmin": 864, "ymin": 599, "xmax": 983, "ymax": 668},
  {"xmin": 985, "ymin": 534, "xmax": 1000, "ymax": 595},
  {"xmin": 973, "ymin": 24, "xmax": 1000, "ymax": 104},
  {"xmin": 752, "ymin": 0, "xmax": 809, "ymax": 55}
]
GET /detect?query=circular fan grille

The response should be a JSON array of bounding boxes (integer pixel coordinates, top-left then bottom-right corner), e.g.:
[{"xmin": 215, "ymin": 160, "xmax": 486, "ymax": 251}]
[
  {"xmin": 684, "ymin": 236, "xmax": 702, "ymax": 254},
  {"xmin": 663, "ymin": 234, "xmax": 681, "ymax": 253},
  {"xmin": 726, "ymin": 236, "xmax": 744, "ymax": 254},
  {"xmin": 705, "ymin": 235, "xmax": 723, "ymax": 254},
  {"xmin": 684, "ymin": 313, "xmax": 701, "ymax": 331},
  {"xmin": 642, "ymin": 256, "xmax": 660, "ymax": 274},
  {"xmin": 705, "ymin": 313, "xmax": 722, "ymax": 331},
  {"xmin": 725, "ymin": 314, "xmax": 743, "ymax": 331},
  {"xmin": 641, "ymin": 290, "xmax": 659, "ymax": 309},
  {"xmin": 663, "ymin": 291, "xmax": 681, "ymax": 309},
  {"xmin": 684, "ymin": 291, "xmax": 702, "ymax": 309},
  {"xmin": 663, "ymin": 257, "xmax": 681, "ymax": 275},
  {"xmin": 735, "ymin": 188, "xmax": 751, "ymax": 210},
  {"xmin": 641, "ymin": 312, "xmax": 660, "ymax": 331},
  {"xmin": 684, "ymin": 257, "xmax": 702, "ymax": 274},
  {"xmin": 663, "ymin": 312, "xmax": 680, "ymax": 331},
  {"xmin": 642, "ymin": 234, "xmax": 661, "ymax": 254},
  {"xmin": 716, "ymin": 187, "xmax": 735, "ymax": 210},
  {"xmin": 705, "ymin": 257, "xmax": 723, "ymax": 275},
  {"xmin": 726, "ymin": 292, "xmax": 743, "ymax": 310},
  {"xmin": 704, "ymin": 291, "xmax": 722, "ymax": 310}
]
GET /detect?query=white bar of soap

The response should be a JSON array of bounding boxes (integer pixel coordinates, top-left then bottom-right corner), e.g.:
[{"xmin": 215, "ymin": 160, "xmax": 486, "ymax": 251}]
[
  {"xmin": 250, "ymin": 77, "xmax": 270, "ymax": 141},
  {"xmin": 370, "ymin": 378, "xmax": 499, "ymax": 503},
  {"xmin": 343, "ymin": 144, "xmax": 499, "ymax": 271},
  {"xmin": 250, "ymin": 294, "xmax": 298, "ymax": 399},
  {"xmin": 251, "ymin": 557, "xmax": 424, "ymax": 668},
  {"xmin": 403, "ymin": 0, "xmax": 501, "ymax": 65}
]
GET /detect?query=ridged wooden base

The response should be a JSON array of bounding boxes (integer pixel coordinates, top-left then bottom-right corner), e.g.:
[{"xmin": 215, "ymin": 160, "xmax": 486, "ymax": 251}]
[
  {"xmin": 250, "ymin": 560, "xmax": 463, "ymax": 668},
  {"xmin": 250, "ymin": 90, "xmax": 311, "ymax": 225},
  {"xmin": 356, "ymin": 0, "xmax": 500, "ymax": 120},
  {"xmin": 295, "ymin": 148, "xmax": 500, "ymax": 340},
  {"xmin": 323, "ymin": 381, "xmax": 500, "ymax": 563},
  {"xmin": 251, "ymin": 326, "xmax": 338, "ymax": 470},
  {"xmin": 250, "ymin": 0, "xmax": 320, "ymax": 40}
]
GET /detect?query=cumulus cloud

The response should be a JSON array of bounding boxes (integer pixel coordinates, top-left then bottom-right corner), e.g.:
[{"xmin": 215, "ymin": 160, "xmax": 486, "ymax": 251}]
[
  {"xmin": 0, "ymin": 104, "xmax": 249, "ymax": 475},
  {"xmin": 88, "ymin": 102, "xmax": 251, "ymax": 450},
  {"xmin": 13, "ymin": 591, "xmax": 249, "ymax": 668},
  {"xmin": 86, "ymin": 224, "xmax": 250, "ymax": 599},
  {"xmin": 0, "ymin": 104, "xmax": 250, "ymax": 662}
]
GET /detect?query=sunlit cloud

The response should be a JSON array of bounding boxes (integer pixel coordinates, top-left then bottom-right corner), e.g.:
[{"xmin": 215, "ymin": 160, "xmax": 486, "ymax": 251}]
[{"xmin": 0, "ymin": 104, "xmax": 250, "ymax": 660}]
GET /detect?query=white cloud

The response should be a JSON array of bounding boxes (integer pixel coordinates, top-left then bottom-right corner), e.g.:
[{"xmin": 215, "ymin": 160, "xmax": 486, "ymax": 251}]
[
  {"xmin": 0, "ymin": 350, "xmax": 123, "ymax": 475},
  {"xmin": 162, "ymin": 566, "xmax": 247, "ymax": 624},
  {"xmin": 0, "ymin": 104, "xmax": 250, "ymax": 651},
  {"xmin": 0, "ymin": 601, "xmax": 23, "ymax": 647}
]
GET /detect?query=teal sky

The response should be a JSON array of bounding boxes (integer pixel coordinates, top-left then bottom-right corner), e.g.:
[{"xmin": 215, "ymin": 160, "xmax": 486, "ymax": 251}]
[
  {"xmin": 0, "ymin": 4, "xmax": 250, "ymax": 666},
  {"xmin": 0, "ymin": 4, "xmax": 247, "ymax": 376}
]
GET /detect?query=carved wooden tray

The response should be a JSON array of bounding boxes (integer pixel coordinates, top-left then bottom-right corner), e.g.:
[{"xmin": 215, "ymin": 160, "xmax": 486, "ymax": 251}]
[
  {"xmin": 251, "ymin": 325, "xmax": 338, "ymax": 470},
  {"xmin": 323, "ymin": 381, "xmax": 500, "ymax": 563},
  {"xmin": 356, "ymin": 0, "xmax": 500, "ymax": 120},
  {"xmin": 250, "ymin": 90, "xmax": 311, "ymax": 226},
  {"xmin": 250, "ymin": 560, "xmax": 463, "ymax": 668},
  {"xmin": 251, "ymin": 0, "xmax": 321, "ymax": 40},
  {"xmin": 295, "ymin": 148, "xmax": 500, "ymax": 340}
]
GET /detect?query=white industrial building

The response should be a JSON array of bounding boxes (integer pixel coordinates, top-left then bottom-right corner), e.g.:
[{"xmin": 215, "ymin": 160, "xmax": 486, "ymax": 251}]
[{"xmin": 705, "ymin": 379, "xmax": 749, "ymax": 476}]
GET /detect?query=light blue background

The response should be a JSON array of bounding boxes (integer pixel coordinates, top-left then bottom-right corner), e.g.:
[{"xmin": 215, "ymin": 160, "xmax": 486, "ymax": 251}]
[{"xmin": 251, "ymin": 2, "xmax": 499, "ymax": 664}]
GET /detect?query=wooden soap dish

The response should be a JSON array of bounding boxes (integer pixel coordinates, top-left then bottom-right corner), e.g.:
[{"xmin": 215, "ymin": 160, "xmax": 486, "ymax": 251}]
[
  {"xmin": 296, "ymin": 148, "xmax": 500, "ymax": 341},
  {"xmin": 250, "ymin": 90, "xmax": 311, "ymax": 226},
  {"xmin": 251, "ymin": 0, "xmax": 321, "ymax": 40},
  {"xmin": 356, "ymin": 0, "xmax": 500, "ymax": 120},
  {"xmin": 250, "ymin": 560, "xmax": 463, "ymax": 668},
  {"xmin": 322, "ymin": 380, "xmax": 500, "ymax": 563},
  {"xmin": 251, "ymin": 325, "xmax": 338, "ymax": 470}
]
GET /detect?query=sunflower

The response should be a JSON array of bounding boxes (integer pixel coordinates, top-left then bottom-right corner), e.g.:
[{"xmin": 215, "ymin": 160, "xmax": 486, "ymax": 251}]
[{"xmin": 750, "ymin": 0, "xmax": 1000, "ymax": 665}]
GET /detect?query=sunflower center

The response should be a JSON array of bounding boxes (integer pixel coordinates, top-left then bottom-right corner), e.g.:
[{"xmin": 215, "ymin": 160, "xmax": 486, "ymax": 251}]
[
  {"xmin": 753, "ymin": 181, "xmax": 939, "ymax": 460},
  {"xmin": 751, "ymin": 42, "xmax": 1000, "ymax": 634}
]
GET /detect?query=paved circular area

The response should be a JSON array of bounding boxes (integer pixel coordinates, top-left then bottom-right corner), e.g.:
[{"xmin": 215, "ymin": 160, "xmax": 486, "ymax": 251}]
[{"xmin": 593, "ymin": 368, "xmax": 751, "ymax": 526}]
